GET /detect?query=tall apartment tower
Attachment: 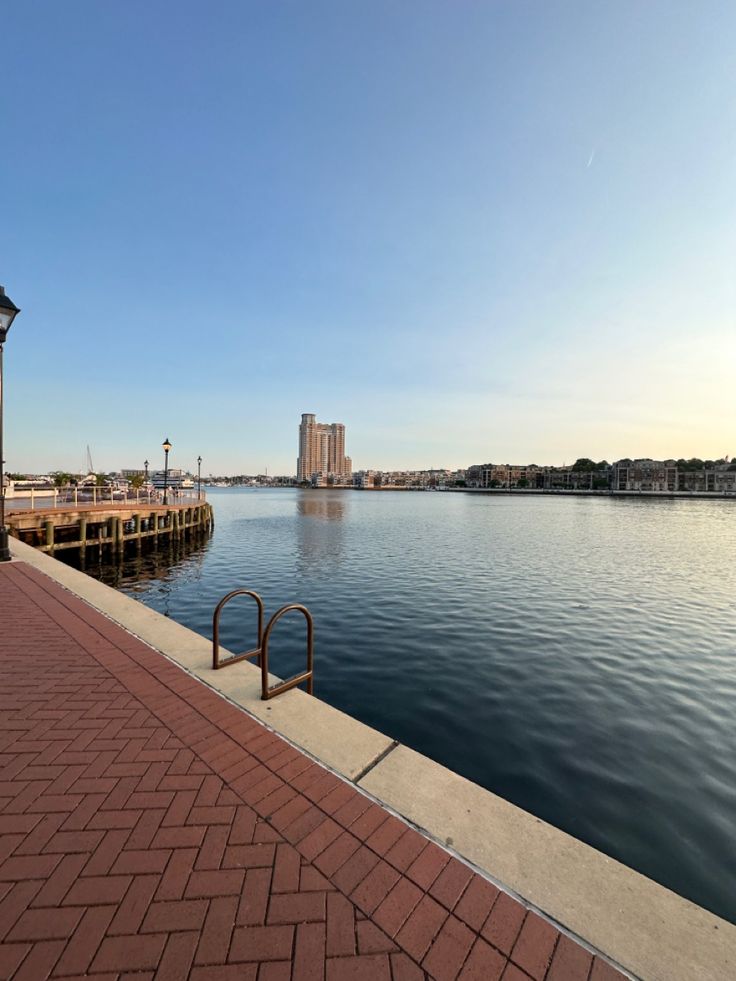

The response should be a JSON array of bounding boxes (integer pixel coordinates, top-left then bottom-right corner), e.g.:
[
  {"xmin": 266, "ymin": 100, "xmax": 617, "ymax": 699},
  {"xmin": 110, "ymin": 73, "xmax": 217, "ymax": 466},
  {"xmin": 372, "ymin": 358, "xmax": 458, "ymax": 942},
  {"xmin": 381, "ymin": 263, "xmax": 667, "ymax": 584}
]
[{"xmin": 297, "ymin": 414, "xmax": 350, "ymax": 481}]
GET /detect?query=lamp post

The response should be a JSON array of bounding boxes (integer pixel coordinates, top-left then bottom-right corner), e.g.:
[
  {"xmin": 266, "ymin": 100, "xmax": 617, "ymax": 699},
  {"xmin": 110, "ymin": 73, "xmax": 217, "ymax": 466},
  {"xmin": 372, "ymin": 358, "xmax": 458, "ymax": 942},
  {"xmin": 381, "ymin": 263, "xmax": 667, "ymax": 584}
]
[
  {"xmin": 0, "ymin": 286, "xmax": 21, "ymax": 562},
  {"xmin": 162, "ymin": 438, "xmax": 172, "ymax": 505},
  {"xmin": 144, "ymin": 459, "xmax": 149, "ymax": 481},
  {"xmin": 197, "ymin": 455, "xmax": 202, "ymax": 501}
]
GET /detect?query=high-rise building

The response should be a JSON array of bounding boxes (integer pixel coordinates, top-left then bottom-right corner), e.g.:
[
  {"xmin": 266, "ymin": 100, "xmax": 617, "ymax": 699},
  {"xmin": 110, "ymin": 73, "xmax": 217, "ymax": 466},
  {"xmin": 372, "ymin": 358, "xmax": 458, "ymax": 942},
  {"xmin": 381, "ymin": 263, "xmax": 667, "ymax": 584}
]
[{"xmin": 297, "ymin": 414, "xmax": 351, "ymax": 482}]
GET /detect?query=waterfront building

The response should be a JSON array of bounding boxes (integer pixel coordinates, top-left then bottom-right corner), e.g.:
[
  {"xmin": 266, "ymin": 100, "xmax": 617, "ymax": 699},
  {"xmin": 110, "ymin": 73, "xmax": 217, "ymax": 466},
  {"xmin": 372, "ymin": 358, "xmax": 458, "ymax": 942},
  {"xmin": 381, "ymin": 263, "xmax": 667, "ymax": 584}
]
[
  {"xmin": 466, "ymin": 463, "xmax": 543, "ymax": 488},
  {"xmin": 353, "ymin": 471, "xmax": 376, "ymax": 488},
  {"xmin": 613, "ymin": 459, "xmax": 736, "ymax": 493},
  {"xmin": 612, "ymin": 460, "xmax": 677, "ymax": 492},
  {"xmin": 467, "ymin": 462, "xmax": 611, "ymax": 490},
  {"xmin": 310, "ymin": 471, "xmax": 352, "ymax": 488},
  {"xmin": 677, "ymin": 467, "xmax": 736, "ymax": 493},
  {"xmin": 297, "ymin": 413, "xmax": 351, "ymax": 483},
  {"xmin": 541, "ymin": 466, "xmax": 611, "ymax": 490}
]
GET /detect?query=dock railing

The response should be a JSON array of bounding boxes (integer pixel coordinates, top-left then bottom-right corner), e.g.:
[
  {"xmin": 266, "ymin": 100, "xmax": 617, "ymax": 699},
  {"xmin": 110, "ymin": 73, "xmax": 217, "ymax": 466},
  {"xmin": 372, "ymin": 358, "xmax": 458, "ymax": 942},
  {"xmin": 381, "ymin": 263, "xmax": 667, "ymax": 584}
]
[{"xmin": 5, "ymin": 484, "xmax": 207, "ymax": 512}]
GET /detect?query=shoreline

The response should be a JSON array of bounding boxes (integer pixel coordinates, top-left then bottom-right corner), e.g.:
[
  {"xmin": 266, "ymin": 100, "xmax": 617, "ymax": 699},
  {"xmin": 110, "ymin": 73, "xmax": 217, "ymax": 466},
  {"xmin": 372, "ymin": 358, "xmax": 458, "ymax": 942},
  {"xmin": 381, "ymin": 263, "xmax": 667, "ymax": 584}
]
[{"xmin": 210, "ymin": 484, "xmax": 736, "ymax": 500}]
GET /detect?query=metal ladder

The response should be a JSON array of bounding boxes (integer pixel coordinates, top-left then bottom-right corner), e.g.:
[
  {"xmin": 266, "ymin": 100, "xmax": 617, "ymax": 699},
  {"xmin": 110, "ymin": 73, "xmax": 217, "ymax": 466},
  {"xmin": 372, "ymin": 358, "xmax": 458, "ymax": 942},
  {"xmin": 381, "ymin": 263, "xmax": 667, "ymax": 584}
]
[{"xmin": 212, "ymin": 589, "xmax": 314, "ymax": 701}]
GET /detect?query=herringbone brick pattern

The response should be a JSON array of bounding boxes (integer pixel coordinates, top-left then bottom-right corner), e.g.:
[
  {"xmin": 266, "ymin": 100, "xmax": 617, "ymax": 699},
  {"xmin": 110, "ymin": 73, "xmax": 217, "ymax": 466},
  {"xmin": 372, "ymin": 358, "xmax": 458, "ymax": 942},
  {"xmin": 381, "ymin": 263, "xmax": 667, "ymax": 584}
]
[{"xmin": 0, "ymin": 562, "xmax": 626, "ymax": 981}]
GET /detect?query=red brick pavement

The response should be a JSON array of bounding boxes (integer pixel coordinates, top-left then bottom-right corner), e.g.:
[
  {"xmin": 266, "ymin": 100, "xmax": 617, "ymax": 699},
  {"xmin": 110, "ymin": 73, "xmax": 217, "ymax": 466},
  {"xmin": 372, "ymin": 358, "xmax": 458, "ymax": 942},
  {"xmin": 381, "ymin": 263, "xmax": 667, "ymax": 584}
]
[{"xmin": 0, "ymin": 561, "xmax": 627, "ymax": 981}]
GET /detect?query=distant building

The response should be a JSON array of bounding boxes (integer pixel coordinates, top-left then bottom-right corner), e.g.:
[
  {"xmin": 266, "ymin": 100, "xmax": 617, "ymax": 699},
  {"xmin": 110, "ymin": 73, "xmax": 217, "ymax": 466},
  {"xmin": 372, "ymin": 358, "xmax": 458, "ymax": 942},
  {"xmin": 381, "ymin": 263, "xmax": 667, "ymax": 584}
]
[
  {"xmin": 612, "ymin": 460, "xmax": 676, "ymax": 492},
  {"xmin": 353, "ymin": 471, "xmax": 376, "ymax": 489},
  {"xmin": 613, "ymin": 459, "xmax": 736, "ymax": 493},
  {"xmin": 467, "ymin": 463, "xmax": 611, "ymax": 489},
  {"xmin": 541, "ymin": 466, "xmax": 611, "ymax": 490},
  {"xmin": 466, "ymin": 463, "xmax": 543, "ymax": 488},
  {"xmin": 310, "ymin": 471, "xmax": 352, "ymax": 488},
  {"xmin": 297, "ymin": 413, "xmax": 352, "ymax": 483}
]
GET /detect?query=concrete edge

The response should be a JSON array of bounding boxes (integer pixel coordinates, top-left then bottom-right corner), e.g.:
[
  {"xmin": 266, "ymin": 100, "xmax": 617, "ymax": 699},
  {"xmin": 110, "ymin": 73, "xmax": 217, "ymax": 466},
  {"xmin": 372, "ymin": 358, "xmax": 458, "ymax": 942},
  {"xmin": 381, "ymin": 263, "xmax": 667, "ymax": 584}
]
[
  {"xmin": 360, "ymin": 746, "xmax": 734, "ymax": 981},
  {"xmin": 9, "ymin": 538, "xmax": 735, "ymax": 981}
]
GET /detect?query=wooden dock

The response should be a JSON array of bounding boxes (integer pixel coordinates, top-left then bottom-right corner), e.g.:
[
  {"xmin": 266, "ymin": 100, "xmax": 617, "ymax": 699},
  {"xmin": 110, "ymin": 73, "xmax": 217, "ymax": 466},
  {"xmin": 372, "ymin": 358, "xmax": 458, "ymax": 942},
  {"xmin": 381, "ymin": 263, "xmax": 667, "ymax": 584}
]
[{"xmin": 6, "ymin": 501, "xmax": 214, "ymax": 556}]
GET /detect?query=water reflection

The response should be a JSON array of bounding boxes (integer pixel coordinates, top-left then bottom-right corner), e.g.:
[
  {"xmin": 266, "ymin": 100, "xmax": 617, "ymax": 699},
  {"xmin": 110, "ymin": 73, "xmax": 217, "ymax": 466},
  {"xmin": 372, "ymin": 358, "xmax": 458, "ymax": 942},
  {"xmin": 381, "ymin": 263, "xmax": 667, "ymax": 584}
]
[
  {"xmin": 60, "ymin": 537, "xmax": 211, "ymax": 619},
  {"xmin": 296, "ymin": 492, "xmax": 347, "ymax": 521},
  {"xmin": 295, "ymin": 491, "xmax": 347, "ymax": 573}
]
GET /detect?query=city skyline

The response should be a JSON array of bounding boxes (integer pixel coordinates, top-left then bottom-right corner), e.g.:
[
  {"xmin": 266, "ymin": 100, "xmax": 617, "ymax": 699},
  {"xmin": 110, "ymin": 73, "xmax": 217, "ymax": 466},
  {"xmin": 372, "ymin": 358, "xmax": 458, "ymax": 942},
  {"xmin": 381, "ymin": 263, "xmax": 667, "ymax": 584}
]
[
  {"xmin": 3, "ymin": 2, "xmax": 736, "ymax": 473},
  {"xmin": 8, "ymin": 446, "xmax": 734, "ymax": 484}
]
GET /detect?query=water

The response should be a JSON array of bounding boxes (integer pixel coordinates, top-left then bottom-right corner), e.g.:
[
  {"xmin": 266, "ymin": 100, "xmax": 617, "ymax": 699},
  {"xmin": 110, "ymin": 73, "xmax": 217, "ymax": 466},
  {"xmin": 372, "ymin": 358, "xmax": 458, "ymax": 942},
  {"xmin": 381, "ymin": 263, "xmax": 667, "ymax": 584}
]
[{"xmin": 63, "ymin": 488, "xmax": 736, "ymax": 923}]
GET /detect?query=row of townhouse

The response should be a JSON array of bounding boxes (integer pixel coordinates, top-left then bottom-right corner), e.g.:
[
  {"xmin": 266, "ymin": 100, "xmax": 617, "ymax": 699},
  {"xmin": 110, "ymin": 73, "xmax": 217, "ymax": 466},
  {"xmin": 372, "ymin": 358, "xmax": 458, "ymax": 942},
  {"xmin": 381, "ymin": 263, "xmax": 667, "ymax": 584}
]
[
  {"xmin": 465, "ymin": 463, "xmax": 599, "ymax": 488},
  {"xmin": 612, "ymin": 460, "xmax": 736, "ymax": 493},
  {"xmin": 466, "ymin": 459, "xmax": 736, "ymax": 493},
  {"xmin": 352, "ymin": 469, "xmax": 467, "ymax": 489},
  {"xmin": 465, "ymin": 463, "xmax": 541, "ymax": 488}
]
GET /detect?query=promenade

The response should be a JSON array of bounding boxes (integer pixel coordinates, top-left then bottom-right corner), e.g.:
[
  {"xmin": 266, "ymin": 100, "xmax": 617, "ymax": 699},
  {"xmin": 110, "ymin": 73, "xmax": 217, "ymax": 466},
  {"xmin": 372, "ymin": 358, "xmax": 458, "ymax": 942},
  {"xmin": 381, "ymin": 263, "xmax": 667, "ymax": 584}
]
[{"xmin": 0, "ymin": 559, "xmax": 623, "ymax": 981}]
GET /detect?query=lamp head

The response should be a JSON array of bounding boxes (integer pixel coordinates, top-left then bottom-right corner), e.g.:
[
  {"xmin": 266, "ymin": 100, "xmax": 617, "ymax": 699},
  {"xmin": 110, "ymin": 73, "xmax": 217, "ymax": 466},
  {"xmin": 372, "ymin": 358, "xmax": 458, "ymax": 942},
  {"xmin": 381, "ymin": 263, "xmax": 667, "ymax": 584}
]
[
  {"xmin": 0, "ymin": 287, "xmax": 20, "ymax": 343},
  {"xmin": 162, "ymin": 438, "xmax": 172, "ymax": 453}
]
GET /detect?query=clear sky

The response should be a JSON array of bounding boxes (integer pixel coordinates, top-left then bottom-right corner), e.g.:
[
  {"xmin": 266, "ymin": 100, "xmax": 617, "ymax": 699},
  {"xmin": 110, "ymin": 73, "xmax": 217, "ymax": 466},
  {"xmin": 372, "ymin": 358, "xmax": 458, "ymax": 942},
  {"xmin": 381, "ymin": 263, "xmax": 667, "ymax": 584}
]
[{"xmin": 2, "ymin": 1, "xmax": 734, "ymax": 475}]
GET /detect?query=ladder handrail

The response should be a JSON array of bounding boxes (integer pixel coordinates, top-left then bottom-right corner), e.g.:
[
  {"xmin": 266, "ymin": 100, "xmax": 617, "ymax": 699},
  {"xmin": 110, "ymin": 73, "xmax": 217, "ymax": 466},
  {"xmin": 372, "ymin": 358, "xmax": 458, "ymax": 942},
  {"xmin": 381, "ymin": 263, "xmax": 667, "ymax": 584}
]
[
  {"xmin": 212, "ymin": 588, "xmax": 264, "ymax": 670},
  {"xmin": 260, "ymin": 604, "xmax": 314, "ymax": 700}
]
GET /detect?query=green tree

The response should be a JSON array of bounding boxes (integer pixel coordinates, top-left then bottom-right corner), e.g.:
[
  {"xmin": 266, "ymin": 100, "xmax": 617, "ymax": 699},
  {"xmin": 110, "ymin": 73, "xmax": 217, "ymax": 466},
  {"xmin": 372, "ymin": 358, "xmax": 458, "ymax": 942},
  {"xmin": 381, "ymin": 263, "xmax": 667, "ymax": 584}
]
[
  {"xmin": 571, "ymin": 458, "xmax": 596, "ymax": 471},
  {"xmin": 52, "ymin": 471, "xmax": 73, "ymax": 487},
  {"xmin": 517, "ymin": 477, "xmax": 529, "ymax": 488},
  {"xmin": 128, "ymin": 473, "xmax": 145, "ymax": 490}
]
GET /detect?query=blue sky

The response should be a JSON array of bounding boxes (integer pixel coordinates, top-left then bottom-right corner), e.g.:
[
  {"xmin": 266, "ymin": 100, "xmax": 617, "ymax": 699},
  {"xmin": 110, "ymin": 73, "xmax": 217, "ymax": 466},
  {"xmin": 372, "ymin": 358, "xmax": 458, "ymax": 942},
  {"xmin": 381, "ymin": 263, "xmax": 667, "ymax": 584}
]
[{"xmin": 2, "ymin": 1, "xmax": 734, "ymax": 475}]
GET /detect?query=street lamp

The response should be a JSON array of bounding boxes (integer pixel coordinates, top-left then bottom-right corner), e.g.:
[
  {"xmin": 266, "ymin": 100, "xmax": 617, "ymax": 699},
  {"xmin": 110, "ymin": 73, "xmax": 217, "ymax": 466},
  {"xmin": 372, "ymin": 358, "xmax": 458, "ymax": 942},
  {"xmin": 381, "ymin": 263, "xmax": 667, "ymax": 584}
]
[
  {"xmin": 144, "ymin": 459, "xmax": 149, "ymax": 481},
  {"xmin": 162, "ymin": 438, "xmax": 172, "ymax": 505},
  {"xmin": 0, "ymin": 287, "xmax": 21, "ymax": 563},
  {"xmin": 197, "ymin": 455, "xmax": 202, "ymax": 501}
]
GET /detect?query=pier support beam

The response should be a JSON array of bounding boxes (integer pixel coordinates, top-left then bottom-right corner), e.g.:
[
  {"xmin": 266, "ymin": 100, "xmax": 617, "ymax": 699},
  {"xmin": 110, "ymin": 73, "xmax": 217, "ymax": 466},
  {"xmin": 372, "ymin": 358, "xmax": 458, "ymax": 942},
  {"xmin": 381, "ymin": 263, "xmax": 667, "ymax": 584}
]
[{"xmin": 7, "ymin": 501, "xmax": 212, "ymax": 560}]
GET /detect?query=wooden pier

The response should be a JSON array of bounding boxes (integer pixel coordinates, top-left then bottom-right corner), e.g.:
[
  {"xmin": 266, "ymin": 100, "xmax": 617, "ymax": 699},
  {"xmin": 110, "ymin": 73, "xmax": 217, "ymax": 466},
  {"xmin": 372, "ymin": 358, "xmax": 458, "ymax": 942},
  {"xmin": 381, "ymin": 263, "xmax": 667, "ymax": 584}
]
[{"xmin": 6, "ymin": 501, "xmax": 214, "ymax": 557}]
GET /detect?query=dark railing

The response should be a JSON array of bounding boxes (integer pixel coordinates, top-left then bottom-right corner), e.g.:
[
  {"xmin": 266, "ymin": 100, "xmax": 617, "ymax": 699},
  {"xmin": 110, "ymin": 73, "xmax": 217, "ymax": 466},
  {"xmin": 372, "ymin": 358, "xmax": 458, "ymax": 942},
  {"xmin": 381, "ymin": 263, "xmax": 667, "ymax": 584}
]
[
  {"xmin": 260, "ymin": 604, "xmax": 314, "ymax": 700},
  {"xmin": 211, "ymin": 590, "xmax": 314, "ymax": 700},
  {"xmin": 212, "ymin": 589, "xmax": 264, "ymax": 670}
]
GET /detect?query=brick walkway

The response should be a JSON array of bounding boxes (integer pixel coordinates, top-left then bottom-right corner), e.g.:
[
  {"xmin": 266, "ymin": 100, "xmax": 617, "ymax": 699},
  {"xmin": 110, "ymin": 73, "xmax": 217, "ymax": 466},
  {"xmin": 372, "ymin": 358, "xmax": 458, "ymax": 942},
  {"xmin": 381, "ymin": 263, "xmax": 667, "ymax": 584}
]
[{"xmin": 0, "ymin": 561, "xmax": 625, "ymax": 981}]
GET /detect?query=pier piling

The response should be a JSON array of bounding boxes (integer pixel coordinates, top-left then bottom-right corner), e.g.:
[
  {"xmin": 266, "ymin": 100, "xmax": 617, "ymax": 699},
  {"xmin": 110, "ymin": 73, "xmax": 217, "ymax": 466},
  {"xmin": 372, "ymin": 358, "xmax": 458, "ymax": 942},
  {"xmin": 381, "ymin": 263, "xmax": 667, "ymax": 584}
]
[{"xmin": 6, "ymin": 501, "xmax": 214, "ymax": 559}]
